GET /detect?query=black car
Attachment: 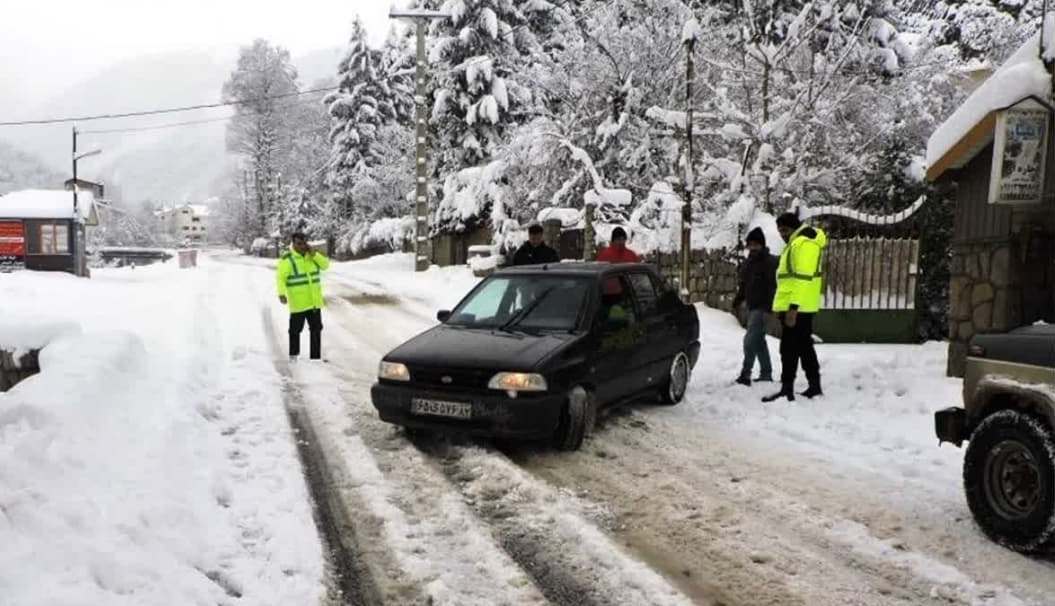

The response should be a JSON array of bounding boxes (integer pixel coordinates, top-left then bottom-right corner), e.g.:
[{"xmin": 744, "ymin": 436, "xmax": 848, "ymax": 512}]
[{"xmin": 371, "ymin": 262, "xmax": 700, "ymax": 450}]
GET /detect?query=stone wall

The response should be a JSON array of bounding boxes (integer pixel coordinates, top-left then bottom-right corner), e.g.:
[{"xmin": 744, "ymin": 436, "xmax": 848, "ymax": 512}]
[
  {"xmin": 0, "ymin": 349, "xmax": 40, "ymax": 392},
  {"xmin": 650, "ymin": 250, "xmax": 740, "ymax": 312},
  {"xmin": 947, "ymin": 241, "xmax": 1016, "ymax": 376}
]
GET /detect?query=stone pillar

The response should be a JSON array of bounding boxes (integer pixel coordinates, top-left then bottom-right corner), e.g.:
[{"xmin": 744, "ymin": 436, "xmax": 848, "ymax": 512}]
[
  {"xmin": 543, "ymin": 219, "xmax": 561, "ymax": 252},
  {"xmin": 583, "ymin": 205, "xmax": 596, "ymax": 261}
]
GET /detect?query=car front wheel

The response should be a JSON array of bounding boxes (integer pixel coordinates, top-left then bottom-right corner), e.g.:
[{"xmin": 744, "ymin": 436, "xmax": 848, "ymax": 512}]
[
  {"xmin": 963, "ymin": 409, "xmax": 1055, "ymax": 553},
  {"xmin": 555, "ymin": 386, "xmax": 595, "ymax": 451},
  {"xmin": 659, "ymin": 352, "xmax": 690, "ymax": 405}
]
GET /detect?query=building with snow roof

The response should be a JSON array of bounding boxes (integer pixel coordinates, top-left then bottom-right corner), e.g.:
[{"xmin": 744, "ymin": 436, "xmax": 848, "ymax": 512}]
[
  {"xmin": 0, "ymin": 189, "xmax": 99, "ymax": 276},
  {"xmin": 926, "ymin": 26, "xmax": 1055, "ymax": 376}
]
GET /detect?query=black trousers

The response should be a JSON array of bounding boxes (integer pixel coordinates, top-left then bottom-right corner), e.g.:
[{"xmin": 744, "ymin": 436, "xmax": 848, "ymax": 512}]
[
  {"xmin": 289, "ymin": 309, "xmax": 323, "ymax": 359},
  {"xmin": 778, "ymin": 312, "xmax": 820, "ymax": 388}
]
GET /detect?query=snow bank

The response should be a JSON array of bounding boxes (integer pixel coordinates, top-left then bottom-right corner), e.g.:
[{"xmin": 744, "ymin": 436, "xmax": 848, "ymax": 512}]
[
  {"xmin": 926, "ymin": 29, "xmax": 1052, "ymax": 169},
  {"xmin": 0, "ymin": 259, "xmax": 324, "ymax": 604}
]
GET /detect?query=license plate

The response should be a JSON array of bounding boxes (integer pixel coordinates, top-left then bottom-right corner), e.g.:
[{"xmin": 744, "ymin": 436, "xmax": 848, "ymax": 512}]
[{"xmin": 410, "ymin": 398, "xmax": 473, "ymax": 419}]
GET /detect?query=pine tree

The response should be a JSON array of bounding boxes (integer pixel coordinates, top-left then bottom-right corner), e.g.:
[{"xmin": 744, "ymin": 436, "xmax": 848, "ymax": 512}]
[{"xmin": 325, "ymin": 17, "xmax": 400, "ymax": 219}]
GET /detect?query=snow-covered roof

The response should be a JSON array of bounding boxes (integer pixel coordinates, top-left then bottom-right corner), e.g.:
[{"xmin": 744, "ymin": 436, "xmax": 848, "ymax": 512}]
[
  {"xmin": 926, "ymin": 25, "xmax": 1053, "ymax": 181},
  {"xmin": 0, "ymin": 189, "xmax": 98, "ymax": 224},
  {"xmin": 537, "ymin": 207, "xmax": 582, "ymax": 227}
]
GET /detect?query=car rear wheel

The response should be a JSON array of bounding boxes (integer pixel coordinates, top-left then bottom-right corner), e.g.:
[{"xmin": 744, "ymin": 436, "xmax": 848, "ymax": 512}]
[
  {"xmin": 555, "ymin": 386, "xmax": 595, "ymax": 451},
  {"xmin": 963, "ymin": 409, "xmax": 1055, "ymax": 553},
  {"xmin": 659, "ymin": 352, "xmax": 690, "ymax": 405}
]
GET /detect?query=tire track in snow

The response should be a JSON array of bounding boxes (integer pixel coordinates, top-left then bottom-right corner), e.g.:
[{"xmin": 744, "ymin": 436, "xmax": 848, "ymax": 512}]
[
  {"xmin": 320, "ymin": 290, "xmax": 699, "ymax": 605},
  {"xmin": 260, "ymin": 307, "xmax": 384, "ymax": 606}
]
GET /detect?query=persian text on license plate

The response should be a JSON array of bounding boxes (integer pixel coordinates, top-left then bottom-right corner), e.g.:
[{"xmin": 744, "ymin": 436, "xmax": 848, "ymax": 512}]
[{"xmin": 410, "ymin": 398, "xmax": 472, "ymax": 419}]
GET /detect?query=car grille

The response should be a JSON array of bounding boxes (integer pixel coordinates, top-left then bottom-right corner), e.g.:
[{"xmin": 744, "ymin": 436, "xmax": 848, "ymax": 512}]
[{"xmin": 408, "ymin": 366, "xmax": 492, "ymax": 390}]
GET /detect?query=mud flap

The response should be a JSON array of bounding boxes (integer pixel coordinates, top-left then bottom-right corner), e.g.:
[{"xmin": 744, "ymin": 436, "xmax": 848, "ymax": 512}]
[{"xmin": 935, "ymin": 407, "xmax": 967, "ymax": 447}]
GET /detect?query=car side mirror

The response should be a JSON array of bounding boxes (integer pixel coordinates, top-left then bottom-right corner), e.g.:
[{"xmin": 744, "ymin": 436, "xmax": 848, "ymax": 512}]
[{"xmin": 436, "ymin": 309, "xmax": 452, "ymax": 322}]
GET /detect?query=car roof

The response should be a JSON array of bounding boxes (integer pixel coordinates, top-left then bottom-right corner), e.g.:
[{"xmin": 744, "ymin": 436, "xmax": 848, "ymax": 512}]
[{"xmin": 496, "ymin": 262, "xmax": 652, "ymax": 277}]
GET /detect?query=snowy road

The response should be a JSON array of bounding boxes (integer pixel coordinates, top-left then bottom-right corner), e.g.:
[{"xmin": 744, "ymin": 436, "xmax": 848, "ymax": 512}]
[{"xmin": 241, "ymin": 252, "xmax": 1054, "ymax": 606}]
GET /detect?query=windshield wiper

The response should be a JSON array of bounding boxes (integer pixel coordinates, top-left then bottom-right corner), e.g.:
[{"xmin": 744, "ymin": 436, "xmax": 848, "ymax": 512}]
[{"xmin": 499, "ymin": 286, "xmax": 557, "ymax": 333}]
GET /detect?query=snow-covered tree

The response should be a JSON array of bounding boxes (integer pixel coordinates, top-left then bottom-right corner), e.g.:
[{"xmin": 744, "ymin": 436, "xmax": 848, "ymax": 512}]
[
  {"xmin": 222, "ymin": 39, "xmax": 300, "ymax": 237},
  {"xmin": 326, "ymin": 18, "xmax": 404, "ymax": 218}
]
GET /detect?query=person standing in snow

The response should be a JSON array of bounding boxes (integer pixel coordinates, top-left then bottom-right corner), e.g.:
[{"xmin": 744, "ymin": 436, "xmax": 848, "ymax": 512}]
[
  {"xmin": 511, "ymin": 223, "xmax": 559, "ymax": 266},
  {"xmin": 596, "ymin": 227, "xmax": 641, "ymax": 263},
  {"xmin": 732, "ymin": 227, "xmax": 777, "ymax": 386},
  {"xmin": 276, "ymin": 232, "xmax": 330, "ymax": 362},
  {"xmin": 763, "ymin": 213, "xmax": 828, "ymax": 403}
]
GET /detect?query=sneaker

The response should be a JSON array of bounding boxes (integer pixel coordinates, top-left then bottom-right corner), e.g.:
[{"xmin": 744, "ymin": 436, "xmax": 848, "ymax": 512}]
[{"xmin": 734, "ymin": 375, "xmax": 751, "ymax": 387}]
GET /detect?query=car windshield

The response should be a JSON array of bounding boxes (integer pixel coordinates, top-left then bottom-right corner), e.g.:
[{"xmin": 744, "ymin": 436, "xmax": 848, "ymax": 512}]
[{"xmin": 447, "ymin": 275, "xmax": 590, "ymax": 332}]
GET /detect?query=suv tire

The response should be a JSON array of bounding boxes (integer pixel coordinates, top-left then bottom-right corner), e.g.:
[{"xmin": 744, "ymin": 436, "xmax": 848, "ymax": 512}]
[
  {"xmin": 659, "ymin": 352, "xmax": 690, "ymax": 405},
  {"xmin": 964, "ymin": 409, "xmax": 1055, "ymax": 553},
  {"xmin": 555, "ymin": 386, "xmax": 595, "ymax": 451}
]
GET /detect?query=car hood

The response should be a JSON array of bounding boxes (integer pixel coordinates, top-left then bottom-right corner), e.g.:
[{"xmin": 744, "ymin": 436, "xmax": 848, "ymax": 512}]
[{"xmin": 386, "ymin": 325, "xmax": 578, "ymax": 371}]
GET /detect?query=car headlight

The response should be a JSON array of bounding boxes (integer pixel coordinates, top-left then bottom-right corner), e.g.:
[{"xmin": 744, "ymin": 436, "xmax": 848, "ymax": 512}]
[
  {"xmin": 488, "ymin": 372, "xmax": 547, "ymax": 392},
  {"xmin": 378, "ymin": 361, "xmax": 410, "ymax": 382}
]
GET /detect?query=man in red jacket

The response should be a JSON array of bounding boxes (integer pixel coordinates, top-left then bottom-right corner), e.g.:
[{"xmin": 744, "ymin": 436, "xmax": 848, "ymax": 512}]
[{"xmin": 596, "ymin": 227, "xmax": 641, "ymax": 263}]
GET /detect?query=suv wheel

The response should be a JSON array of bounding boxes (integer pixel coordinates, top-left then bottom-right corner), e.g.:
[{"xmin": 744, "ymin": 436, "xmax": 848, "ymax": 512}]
[
  {"xmin": 964, "ymin": 409, "xmax": 1055, "ymax": 553},
  {"xmin": 555, "ymin": 386, "xmax": 595, "ymax": 451},
  {"xmin": 659, "ymin": 352, "xmax": 690, "ymax": 405}
]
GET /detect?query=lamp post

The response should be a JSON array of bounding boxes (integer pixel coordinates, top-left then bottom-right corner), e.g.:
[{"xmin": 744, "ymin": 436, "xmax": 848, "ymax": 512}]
[{"xmin": 389, "ymin": 7, "xmax": 452, "ymax": 272}]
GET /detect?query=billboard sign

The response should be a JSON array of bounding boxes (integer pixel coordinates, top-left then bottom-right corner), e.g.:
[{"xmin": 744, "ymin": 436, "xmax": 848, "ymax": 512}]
[
  {"xmin": 0, "ymin": 220, "xmax": 26, "ymax": 271},
  {"xmin": 989, "ymin": 99, "xmax": 1049, "ymax": 204}
]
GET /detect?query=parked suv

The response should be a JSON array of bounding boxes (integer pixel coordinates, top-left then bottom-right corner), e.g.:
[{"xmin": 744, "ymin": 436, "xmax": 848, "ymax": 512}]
[{"xmin": 935, "ymin": 324, "xmax": 1055, "ymax": 552}]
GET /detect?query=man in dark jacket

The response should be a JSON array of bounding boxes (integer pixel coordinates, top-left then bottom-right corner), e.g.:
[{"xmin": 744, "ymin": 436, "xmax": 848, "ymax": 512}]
[
  {"xmin": 731, "ymin": 227, "xmax": 777, "ymax": 386},
  {"xmin": 512, "ymin": 224, "xmax": 559, "ymax": 266}
]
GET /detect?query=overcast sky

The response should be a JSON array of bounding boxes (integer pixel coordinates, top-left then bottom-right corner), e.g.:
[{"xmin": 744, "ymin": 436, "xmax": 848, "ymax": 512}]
[{"xmin": 0, "ymin": 0, "xmax": 397, "ymax": 111}]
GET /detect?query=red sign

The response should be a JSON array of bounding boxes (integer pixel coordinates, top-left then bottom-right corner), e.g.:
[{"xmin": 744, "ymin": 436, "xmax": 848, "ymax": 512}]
[{"xmin": 0, "ymin": 221, "xmax": 25, "ymax": 256}]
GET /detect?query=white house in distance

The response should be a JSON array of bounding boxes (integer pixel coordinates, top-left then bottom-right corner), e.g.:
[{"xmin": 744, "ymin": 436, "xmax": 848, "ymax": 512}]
[{"xmin": 155, "ymin": 203, "xmax": 210, "ymax": 244}]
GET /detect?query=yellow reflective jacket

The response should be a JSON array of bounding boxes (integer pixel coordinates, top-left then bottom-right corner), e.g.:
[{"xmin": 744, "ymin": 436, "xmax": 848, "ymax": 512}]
[
  {"xmin": 276, "ymin": 249, "xmax": 331, "ymax": 313},
  {"xmin": 772, "ymin": 225, "xmax": 828, "ymax": 313}
]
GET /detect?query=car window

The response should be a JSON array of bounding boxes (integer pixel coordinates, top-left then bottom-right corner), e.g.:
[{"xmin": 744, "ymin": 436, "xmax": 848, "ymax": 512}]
[
  {"xmin": 453, "ymin": 278, "xmax": 510, "ymax": 324},
  {"xmin": 629, "ymin": 273, "xmax": 659, "ymax": 316},
  {"xmin": 449, "ymin": 275, "xmax": 590, "ymax": 331},
  {"xmin": 599, "ymin": 275, "xmax": 637, "ymax": 331}
]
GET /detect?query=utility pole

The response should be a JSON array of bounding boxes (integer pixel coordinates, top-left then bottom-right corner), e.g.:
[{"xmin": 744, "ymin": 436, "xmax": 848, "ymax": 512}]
[
  {"xmin": 681, "ymin": 32, "xmax": 696, "ymax": 298},
  {"xmin": 390, "ymin": 7, "xmax": 451, "ymax": 272},
  {"xmin": 72, "ymin": 126, "xmax": 78, "ymax": 219}
]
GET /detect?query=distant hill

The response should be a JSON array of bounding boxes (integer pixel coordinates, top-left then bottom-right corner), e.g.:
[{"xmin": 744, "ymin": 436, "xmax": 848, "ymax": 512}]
[
  {"xmin": 0, "ymin": 139, "xmax": 65, "ymax": 195},
  {"xmin": 3, "ymin": 46, "xmax": 342, "ymax": 206}
]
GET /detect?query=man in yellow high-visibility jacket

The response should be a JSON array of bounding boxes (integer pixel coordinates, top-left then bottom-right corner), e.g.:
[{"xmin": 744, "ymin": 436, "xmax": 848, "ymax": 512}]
[
  {"xmin": 277, "ymin": 232, "xmax": 330, "ymax": 361},
  {"xmin": 762, "ymin": 213, "xmax": 828, "ymax": 403}
]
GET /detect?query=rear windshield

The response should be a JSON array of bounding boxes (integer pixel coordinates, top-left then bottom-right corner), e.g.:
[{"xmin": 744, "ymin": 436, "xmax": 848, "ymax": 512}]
[{"xmin": 447, "ymin": 274, "xmax": 590, "ymax": 332}]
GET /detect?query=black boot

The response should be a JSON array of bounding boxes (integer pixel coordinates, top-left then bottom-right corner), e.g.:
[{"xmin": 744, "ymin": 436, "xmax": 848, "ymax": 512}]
[
  {"xmin": 800, "ymin": 385, "xmax": 823, "ymax": 398},
  {"xmin": 735, "ymin": 374, "xmax": 751, "ymax": 387},
  {"xmin": 762, "ymin": 384, "xmax": 795, "ymax": 403}
]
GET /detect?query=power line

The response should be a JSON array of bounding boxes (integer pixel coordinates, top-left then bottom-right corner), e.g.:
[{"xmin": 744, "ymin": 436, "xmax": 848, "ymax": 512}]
[
  {"xmin": 0, "ymin": 85, "xmax": 337, "ymax": 128},
  {"xmin": 78, "ymin": 92, "xmax": 332, "ymax": 135}
]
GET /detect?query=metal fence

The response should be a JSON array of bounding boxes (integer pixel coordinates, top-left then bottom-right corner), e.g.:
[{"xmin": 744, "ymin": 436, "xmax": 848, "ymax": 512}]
[{"xmin": 822, "ymin": 238, "xmax": 919, "ymax": 310}]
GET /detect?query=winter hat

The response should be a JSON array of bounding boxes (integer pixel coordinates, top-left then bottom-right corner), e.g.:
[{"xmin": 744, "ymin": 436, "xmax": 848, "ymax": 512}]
[
  {"xmin": 611, "ymin": 227, "xmax": 628, "ymax": 242},
  {"xmin": 745, "ymin": 227, "xmax": 765, "ymax": 246}
]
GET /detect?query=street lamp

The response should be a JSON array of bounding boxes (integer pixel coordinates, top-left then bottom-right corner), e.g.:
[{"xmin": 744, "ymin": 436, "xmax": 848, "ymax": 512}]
[{"xmin": 72, "ymin": 126, "xmax": 103, "ymax": 219}]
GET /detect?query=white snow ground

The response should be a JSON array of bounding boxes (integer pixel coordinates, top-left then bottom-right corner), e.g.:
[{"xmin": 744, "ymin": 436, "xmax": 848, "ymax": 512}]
[
  {"xmin": 5, "ymin": 251, "xmax": 1054, "ymax": 605},
  {"xmin": 0, "ymin": 259, "xmax": 324, "ymax": 605}
]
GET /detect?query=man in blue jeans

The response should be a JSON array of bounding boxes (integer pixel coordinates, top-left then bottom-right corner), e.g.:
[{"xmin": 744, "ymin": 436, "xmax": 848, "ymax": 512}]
[{"xmin": 732, "ymin": 227, "xmax": 777, "ymax": 386}]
